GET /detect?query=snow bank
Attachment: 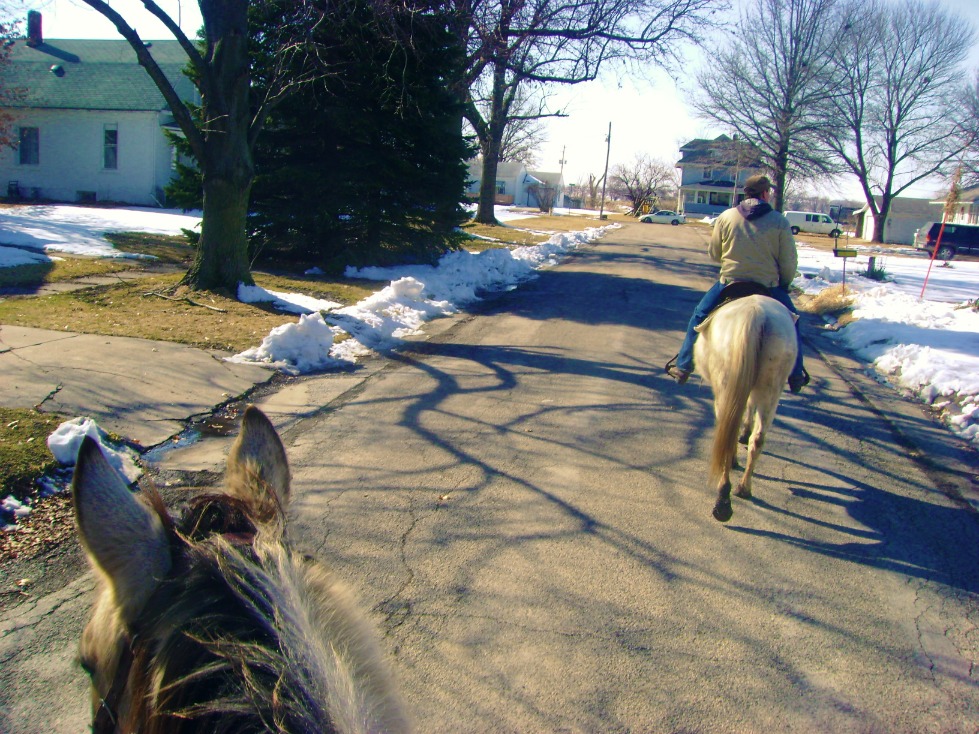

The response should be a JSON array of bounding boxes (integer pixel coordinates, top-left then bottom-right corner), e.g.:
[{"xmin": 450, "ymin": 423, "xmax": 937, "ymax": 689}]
[
  {"xmin": 48, "ymin": 417, "xmax": 142, "ymax": 482},
  {"xmin": 230, "ymin": 226, "xmax": 614, "ymax": 374}
]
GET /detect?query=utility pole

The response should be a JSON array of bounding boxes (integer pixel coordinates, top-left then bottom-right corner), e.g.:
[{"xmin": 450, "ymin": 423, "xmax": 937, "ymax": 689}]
[
  {"xmin": 557, "ymin": 146, "xmax": 566, "ymax": 212},
  {"xmin": 599, "ymin": 123, "xmax": 611, "ymax": 220}
]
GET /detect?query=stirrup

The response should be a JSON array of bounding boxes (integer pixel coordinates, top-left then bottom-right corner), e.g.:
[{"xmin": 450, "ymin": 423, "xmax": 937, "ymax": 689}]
[{"xmin": 665, "ymin": 355, "xmax": 691, "ymax": 385}]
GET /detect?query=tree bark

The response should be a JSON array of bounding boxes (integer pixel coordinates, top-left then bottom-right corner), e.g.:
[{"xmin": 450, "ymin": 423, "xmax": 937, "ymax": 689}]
[
  {"xmin": 184, "ymin": 173, "xmax": 254, "ymax": 293},
  {"xmin": 180, "ymin": 0, "xmax": 255, "ymax": 292},
  {"xmin": 474, "ymin": 62, "xmax": 510, "ymax": 224}
]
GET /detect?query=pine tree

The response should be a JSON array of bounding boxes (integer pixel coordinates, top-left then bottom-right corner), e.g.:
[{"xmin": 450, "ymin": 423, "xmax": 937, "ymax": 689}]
[{"xmin": 247, "ymin": 0, "xmax": 473, "ymax": 273}]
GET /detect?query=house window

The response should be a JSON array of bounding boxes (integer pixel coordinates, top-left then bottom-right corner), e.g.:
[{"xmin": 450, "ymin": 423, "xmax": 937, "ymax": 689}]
[
  {"xmin": 18, "ymin": 127, "xmax": 39, "ymax": 165},
  {"xmin": 496, "ymin": 180, "xmax": 506, "ymax": 195},
  {"xmin": 709, "ymin": 191, "xmax": 731, "ymax": 207},
  {"xmin": 696, "ymin": 192, "xmax": 706, "ymax": 204},
  {"xmin": 103, "ymin": 124, "xmax": 118, "ymax": 170},
  {"xmin": 703, "ymin": 167, "xmax": 713, "ymax": 180}
]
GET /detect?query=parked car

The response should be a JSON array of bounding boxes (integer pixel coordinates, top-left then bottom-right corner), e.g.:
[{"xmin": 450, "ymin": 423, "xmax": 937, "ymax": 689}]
[
  {"xmin": 641, "ymin": 210, "xmax": 686, "ymax": 225},
  {"xmin": 784, "ymin": 211, "xmax": 842, "ymax": 237},
  {"xmin": 913, "ymin": 222, "xmax": 979, "ymax": 260}
]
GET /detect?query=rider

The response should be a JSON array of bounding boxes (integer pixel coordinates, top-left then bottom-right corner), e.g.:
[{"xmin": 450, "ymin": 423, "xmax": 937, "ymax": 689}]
[{"xmin": 665, "ymin": 174, "xmax": 809, "ymax": 393}]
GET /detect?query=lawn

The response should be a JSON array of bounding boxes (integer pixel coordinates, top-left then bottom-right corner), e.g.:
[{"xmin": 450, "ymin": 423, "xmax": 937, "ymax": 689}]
[{"xmin": 0, "ymin": 214, "xmax": 613, "ymax": 559}]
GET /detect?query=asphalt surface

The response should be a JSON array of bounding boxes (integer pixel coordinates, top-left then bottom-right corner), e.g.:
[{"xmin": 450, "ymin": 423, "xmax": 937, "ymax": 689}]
[{"xmin": 1, "ymin": 221, "xmax": 978, "ymax": 732}]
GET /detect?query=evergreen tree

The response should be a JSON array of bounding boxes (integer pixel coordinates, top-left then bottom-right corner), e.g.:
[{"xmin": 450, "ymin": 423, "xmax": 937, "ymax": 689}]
[{"xmin": 247, "ymin": 0, "xmax": 472, "ymax": 272}]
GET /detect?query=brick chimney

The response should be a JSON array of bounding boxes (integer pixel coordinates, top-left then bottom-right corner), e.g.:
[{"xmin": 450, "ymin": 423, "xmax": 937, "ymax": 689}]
[{"xmin": 26, "ymin": 10, "xmax": 42, "ymax": 47}]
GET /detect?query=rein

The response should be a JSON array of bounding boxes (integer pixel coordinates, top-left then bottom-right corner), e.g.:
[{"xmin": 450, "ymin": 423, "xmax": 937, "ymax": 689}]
[{"xmin": 93, "ymin": 637, "xmax": 135, "ymax": 734}]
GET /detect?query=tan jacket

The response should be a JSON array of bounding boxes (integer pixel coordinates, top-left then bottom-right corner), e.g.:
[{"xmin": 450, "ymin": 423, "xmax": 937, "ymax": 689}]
[{"xmin": 708, "ymin": 201, "xmax": 798, "ymax": 289}]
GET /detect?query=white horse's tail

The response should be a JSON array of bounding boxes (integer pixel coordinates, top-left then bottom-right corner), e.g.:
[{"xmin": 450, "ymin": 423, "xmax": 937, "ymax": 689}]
[{"xmin": 705, "ymin": 305, "xmax": 762, "ymax": 488}]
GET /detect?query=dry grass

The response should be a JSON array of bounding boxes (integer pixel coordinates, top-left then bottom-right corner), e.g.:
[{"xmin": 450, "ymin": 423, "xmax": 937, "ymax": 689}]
[
  {"xmin": 0, "ymin": 272, "xmax": 378, "ymax": 352},
  {"xmin": 798, "ymin": 284, "xmax": 856, "ymax": 325},
  {"xmin": 0, "ymin": 253, "xmax": 138, "ymax": 288}
]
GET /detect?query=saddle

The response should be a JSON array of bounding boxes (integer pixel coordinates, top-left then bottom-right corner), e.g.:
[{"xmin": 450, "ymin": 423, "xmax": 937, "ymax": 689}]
[
  {"xmin": 695, "ymin": 282, "xmax": 784, "ymax": 334},
  {"xmin": 716, "ymin": 280, "xmax": 773, "ymax": 308}
]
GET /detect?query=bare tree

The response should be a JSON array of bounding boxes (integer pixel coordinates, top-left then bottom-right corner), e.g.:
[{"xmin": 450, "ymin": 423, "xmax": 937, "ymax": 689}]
[
  {"xmin": 498, "ymin": 88, "xmax": 549, "ymax": 166},
  {"xmin": 0, "ymin": 15, "xmax": 22, "ymax": 149},
  {"xmin": 609, "ymin": 155, "xmax": 676, "ymax": 215},
  {"xmin": 819, "ymin": 0, "xmax": 976, "ymax": 242},
  {"xmin": 960, "ymin": 69, "xmax": 979, "ymax": 189},
  {"xmin": 577, "ymin": 174, "xmax": 604, "ymax": 209},
  {"xmin": 691, "ymin": 0, "xmax": 841, "ymax": 211},
  {"xmin": 78, "ymin": 0, "xmax": 327, "ymax": 294},
  {"xmin": 457, "ymin": 0, "xmax": 721, "ymax": 224}
]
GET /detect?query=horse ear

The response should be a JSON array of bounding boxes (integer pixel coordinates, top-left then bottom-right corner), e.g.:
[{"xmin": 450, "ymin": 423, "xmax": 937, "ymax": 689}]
[
  {"xmin": 72, "ymin": 436, "xmax": 171, "ymax": 624},
  {"xmin": 225, "ymin": 406, "xmax": 291, "ymax": 514}
]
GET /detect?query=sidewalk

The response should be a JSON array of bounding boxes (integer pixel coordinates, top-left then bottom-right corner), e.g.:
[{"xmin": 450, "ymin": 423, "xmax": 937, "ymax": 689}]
[{"xmin": 0, "ymin": 324, "xmax": 273, "ymax": 448}]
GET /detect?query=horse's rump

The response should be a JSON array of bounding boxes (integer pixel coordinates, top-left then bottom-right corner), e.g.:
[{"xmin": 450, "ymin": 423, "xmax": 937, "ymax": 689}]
[{"xmin": 694, "ymin": 296, "xmax": 797, "ymax": 521}]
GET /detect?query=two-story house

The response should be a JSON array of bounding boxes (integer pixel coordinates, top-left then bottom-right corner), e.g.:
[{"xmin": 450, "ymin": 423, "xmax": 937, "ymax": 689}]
[
  {"xmin": 676, "ymin": 134, "xmax": 764, "ymax": 217},
  {"xmin": 0, "ymin": 12, "xmax": 198, "ymax": 207}
]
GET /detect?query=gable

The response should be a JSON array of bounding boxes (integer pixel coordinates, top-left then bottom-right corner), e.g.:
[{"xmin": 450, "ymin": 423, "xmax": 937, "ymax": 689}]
[{"xmin": 1, "ymin": 38, "xmax": 197, "ymax": 111}]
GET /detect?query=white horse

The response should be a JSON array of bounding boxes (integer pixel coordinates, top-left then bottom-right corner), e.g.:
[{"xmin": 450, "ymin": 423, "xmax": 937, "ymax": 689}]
[{"xmin": 693, "ymin": 294, "xmax": 798, "ymax": 522}]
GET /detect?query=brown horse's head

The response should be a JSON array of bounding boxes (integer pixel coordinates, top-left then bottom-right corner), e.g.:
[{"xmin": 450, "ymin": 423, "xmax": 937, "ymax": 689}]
[{"xmin": 73, "ymin": 406, "xmax": 410, "ymax": 733}]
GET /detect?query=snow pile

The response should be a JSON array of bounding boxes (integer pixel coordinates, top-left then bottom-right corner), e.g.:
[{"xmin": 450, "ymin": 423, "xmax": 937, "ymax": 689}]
[
  {"xmin": 0, "ymin": 204, "xmax": 201, "ymax": 261},
  {"xmin": 794, "ymin": 250, "xmax": 979, "ymax": 445},
  {"xmin": 237, "ymin": 283, "xmax": 343, "ymax": 314},
  {"xmin": 1, "ymin": 417, "xmax": 142, "ymax": 529},
  {"xmin": 47, "ymin": 417, "xmax": 142, "ymax": 482},
  {"xmin": 230, "ymin": 226, "xmax": 615, "ymax": 374}
]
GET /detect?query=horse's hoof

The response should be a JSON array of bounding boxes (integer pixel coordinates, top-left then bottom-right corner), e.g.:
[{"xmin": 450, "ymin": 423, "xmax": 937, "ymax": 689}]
[
  {"xmin": 734, "ymin": 486, "xmax": 751, "ymax": 499},
  {"xmin": 712, "ymin": 501, "xmax": 733, "ymax": 522}
]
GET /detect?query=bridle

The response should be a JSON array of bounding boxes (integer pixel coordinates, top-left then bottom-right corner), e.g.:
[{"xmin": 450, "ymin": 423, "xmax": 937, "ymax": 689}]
[{"xmin": 92, "ymin": 636, "xmax": 136, "ymax": 734}]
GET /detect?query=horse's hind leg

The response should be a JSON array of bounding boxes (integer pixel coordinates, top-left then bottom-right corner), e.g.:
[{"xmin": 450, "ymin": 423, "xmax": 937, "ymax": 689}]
[
  {"xmin": 735, "ymin": 432, "xmax": 764, "ymax": 499},
  {"xmin": 735, "ymin": 404, "xmax": 776, "ymax": 499},
  {"xmin": 713, "ymin": 479, "xmax": 733, "ymax": 522}
]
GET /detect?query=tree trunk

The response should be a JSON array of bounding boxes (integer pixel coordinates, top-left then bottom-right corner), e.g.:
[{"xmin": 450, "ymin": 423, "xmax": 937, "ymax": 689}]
[
  {"xmin": 183, "ymin": 172, "xmax": 254, "ymax": 294},
  {"xmin": 772, "ymin": 144, "xmax": 789, "ymax": 212},
  {"xmin": 475, "ymin": 61, "xmax": 511, "ymax": 225},
  {"xmin": 477, "ymin": 151, "xmax": 501, "ymax": 224},
  {"xmin": 872, "ymin": 195, "xmax": 890, "ymax": 243},
  {"xmin": 180, "ymin": 1, "xmax": 254, "ymax": 293}
]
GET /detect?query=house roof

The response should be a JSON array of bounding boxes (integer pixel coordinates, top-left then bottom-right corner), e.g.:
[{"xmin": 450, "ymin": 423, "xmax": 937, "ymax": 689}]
[
  {"xmin": 1, "ymin": 38, "xmax": 197, "ymax": 112},
  {"xmin": 677, "ymin": 134, "xmax": 762, "ymax": 168},
  {"xmin": 526, "ymin": 170, "xmax": 562, "ymax": 187},
  {"xmin": 854, "ymin": 196, "xmax": 939, "ymax": 218}
]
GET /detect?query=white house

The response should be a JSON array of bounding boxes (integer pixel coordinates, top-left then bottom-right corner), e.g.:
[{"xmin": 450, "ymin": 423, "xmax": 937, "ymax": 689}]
[
  {"xmin": 0, "ymin": 12, "xmax": 198, "ymax": 207},
  {"xmin": 928, "ymin": 185, "xmax": 979, "ymax": 225},
  {"xmin": 676, "ymin": 134, "xmax": 764, "ymax": 217},
  {"xmin": 853, "ymin": 196, "xmax": 938, "ymax": 244},
  {"xmin": 466, "ymin": 159, "xmax": 565, "ymax": 208}
]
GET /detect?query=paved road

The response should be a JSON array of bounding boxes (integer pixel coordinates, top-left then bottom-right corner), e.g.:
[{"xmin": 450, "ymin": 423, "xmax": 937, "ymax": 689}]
[{"xmin": 2, "ymin": 221, "xmax": 978, "ymax": 732}]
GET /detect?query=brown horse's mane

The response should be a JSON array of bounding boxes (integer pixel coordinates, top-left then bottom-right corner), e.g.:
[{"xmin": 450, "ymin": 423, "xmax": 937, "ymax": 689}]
[{"xmin": 121, "ymin": 491, "xmax": 340, "ymax": 734}]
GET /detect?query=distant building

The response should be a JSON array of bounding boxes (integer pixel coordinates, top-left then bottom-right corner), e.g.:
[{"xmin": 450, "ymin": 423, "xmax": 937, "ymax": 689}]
[
  {"xmin": 0, "ymin": 11, "xmax": 198, "ymax": 206},
  {"xmin": 853, "ymin": 196, "xmax": 938, "ymax": 244},
  {"xmin": 465, "ymin": 159, "xmax": 566, "ymax": 208},
  {"xmin": 676, "ymin": 134, "xmax": 764, "ymax": 217},
  {"xmin": 928, "ymin": 185, "xmax": 979, "ymax": 225}
]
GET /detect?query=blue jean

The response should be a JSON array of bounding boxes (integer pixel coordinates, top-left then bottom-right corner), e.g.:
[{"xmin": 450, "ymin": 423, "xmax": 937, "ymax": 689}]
[{"xmin": 675, "ymin": 281, "xmax": 804, "ymax": 380}]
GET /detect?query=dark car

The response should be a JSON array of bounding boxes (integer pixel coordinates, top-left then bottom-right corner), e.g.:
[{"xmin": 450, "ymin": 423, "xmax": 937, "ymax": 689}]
[{"xmin": 913, "ymin": 222, "xmax": 979, "ymax": 260}]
